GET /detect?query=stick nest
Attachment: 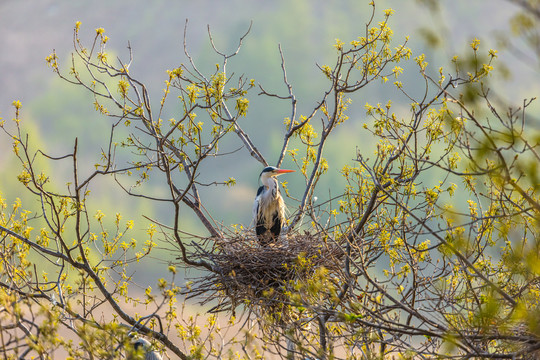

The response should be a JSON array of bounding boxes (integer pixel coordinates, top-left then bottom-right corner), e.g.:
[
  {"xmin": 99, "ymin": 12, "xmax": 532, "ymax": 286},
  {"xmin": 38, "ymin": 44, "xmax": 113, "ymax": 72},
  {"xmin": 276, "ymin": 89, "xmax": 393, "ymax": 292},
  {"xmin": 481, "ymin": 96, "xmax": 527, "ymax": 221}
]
[{"xmin": 188, "ymin": 232, "xmax": 344, "ymax": 314}]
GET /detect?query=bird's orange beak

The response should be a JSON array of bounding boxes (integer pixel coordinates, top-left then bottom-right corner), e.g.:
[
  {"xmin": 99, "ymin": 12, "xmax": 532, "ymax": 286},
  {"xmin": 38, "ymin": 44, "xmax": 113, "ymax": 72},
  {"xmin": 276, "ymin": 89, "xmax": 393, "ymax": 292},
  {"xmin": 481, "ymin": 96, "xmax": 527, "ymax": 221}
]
[{"xmin": 275, "ymin": 169, "xmax": 295, "ymax": 174}]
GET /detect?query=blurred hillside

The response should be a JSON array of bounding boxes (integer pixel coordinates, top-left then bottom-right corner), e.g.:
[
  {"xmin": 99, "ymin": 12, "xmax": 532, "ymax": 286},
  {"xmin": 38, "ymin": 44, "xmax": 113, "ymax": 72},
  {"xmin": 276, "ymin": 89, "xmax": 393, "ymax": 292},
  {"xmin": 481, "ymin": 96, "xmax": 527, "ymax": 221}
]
[{"xmin": 0, "ymin": 0, "xmax": 536, "ymax": 282}]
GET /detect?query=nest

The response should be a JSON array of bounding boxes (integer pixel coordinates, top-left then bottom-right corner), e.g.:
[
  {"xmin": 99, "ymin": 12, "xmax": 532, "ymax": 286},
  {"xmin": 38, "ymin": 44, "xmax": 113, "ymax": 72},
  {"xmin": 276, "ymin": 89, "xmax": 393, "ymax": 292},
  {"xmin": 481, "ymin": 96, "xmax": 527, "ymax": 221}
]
[{"xmin": 187, "ymin": 232, "xmax": 344, "ymax": 315}]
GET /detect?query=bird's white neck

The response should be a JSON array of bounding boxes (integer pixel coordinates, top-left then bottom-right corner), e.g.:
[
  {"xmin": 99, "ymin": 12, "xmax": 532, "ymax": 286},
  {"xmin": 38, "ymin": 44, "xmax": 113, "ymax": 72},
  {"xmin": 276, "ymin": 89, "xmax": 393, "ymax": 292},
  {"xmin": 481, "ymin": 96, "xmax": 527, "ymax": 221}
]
[{"xmin": 261, "ymin": 174, "xmax": 278, "ymax": 191}]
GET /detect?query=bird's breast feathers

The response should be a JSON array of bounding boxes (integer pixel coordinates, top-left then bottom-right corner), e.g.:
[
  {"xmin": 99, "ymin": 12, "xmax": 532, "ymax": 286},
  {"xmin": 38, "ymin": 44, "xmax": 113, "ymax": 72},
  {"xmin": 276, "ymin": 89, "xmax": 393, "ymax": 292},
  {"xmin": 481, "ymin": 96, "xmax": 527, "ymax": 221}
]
[{"xmin": 256, "ymin": 189, "xmax": 285, "ymax": 227}]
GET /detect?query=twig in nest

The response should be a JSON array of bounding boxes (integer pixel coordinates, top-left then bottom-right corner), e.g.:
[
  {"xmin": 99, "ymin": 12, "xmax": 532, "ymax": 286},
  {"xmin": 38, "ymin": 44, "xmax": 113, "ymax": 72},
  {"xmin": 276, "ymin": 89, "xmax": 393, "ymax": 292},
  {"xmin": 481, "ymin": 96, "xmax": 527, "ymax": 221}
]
[{"xmin": 187, "ymin": 232, "xmax": 344, "ymax": 315}]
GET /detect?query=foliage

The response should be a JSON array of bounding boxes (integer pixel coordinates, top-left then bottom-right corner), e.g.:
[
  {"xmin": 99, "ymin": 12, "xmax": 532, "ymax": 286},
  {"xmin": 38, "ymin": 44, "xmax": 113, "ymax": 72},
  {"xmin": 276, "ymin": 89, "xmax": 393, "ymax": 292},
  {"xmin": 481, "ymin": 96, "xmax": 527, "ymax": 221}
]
[{"xmin": 1, "ymin": 2, "xmax": 540, "ymax": 359}]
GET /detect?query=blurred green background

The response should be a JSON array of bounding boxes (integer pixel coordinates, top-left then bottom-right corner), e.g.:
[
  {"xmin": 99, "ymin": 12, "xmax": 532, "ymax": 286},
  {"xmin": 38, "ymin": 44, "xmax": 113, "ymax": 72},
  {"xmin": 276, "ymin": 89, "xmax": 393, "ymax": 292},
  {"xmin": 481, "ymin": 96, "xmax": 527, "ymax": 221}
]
[{"xmin": 0, "ymin": 0, "xmax": 538, "ymax": 284}]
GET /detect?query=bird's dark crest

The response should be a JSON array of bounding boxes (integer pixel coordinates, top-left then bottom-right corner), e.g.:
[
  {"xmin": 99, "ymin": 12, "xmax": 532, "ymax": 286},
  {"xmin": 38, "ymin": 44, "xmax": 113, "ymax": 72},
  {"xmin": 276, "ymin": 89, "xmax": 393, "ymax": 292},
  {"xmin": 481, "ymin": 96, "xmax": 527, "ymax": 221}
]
[{"xmin": 260, "ymin": 166, "xmax": 277, "ymax": 174}]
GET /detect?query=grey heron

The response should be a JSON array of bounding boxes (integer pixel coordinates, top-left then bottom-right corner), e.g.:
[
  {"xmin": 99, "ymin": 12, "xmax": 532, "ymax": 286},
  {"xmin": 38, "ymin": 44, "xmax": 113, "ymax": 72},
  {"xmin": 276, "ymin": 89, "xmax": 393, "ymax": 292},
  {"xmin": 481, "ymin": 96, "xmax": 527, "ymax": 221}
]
[{"xmin": 252, "ymin": 166, "xmax": 295, "ymax": 245}]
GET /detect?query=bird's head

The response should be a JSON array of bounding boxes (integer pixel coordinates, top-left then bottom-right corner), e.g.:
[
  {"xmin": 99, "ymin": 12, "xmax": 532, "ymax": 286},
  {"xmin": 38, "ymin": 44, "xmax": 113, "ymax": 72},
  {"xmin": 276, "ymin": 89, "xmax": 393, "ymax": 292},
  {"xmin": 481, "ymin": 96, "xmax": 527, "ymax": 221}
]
[
  {"xmin": 259, "ymin": 166, "xmax": 295, "ymax": 180},
  {"xmin": 133, "ymin": 338, "xmax": 152, "ymax": 352},
  {"xmin": 128, "ymin": 337, "xmax": 163, "ymax": 360}
]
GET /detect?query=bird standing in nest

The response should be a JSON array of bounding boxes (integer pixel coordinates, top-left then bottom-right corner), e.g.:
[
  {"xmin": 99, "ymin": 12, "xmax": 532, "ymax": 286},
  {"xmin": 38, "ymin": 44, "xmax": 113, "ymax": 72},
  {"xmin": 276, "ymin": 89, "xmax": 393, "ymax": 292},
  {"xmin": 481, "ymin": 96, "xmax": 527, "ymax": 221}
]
[{"xmin": 253, "ymin": 166, "xmax": 295, "ymax": 245}]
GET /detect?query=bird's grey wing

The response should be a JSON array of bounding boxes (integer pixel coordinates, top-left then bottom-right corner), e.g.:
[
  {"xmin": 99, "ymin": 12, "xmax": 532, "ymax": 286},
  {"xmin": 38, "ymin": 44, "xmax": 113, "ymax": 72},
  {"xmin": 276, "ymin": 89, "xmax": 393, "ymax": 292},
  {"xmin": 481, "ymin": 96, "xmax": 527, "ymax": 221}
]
[{"xmin": 252, "ymin": 192, "xmax": 262, "ymax": 227}]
